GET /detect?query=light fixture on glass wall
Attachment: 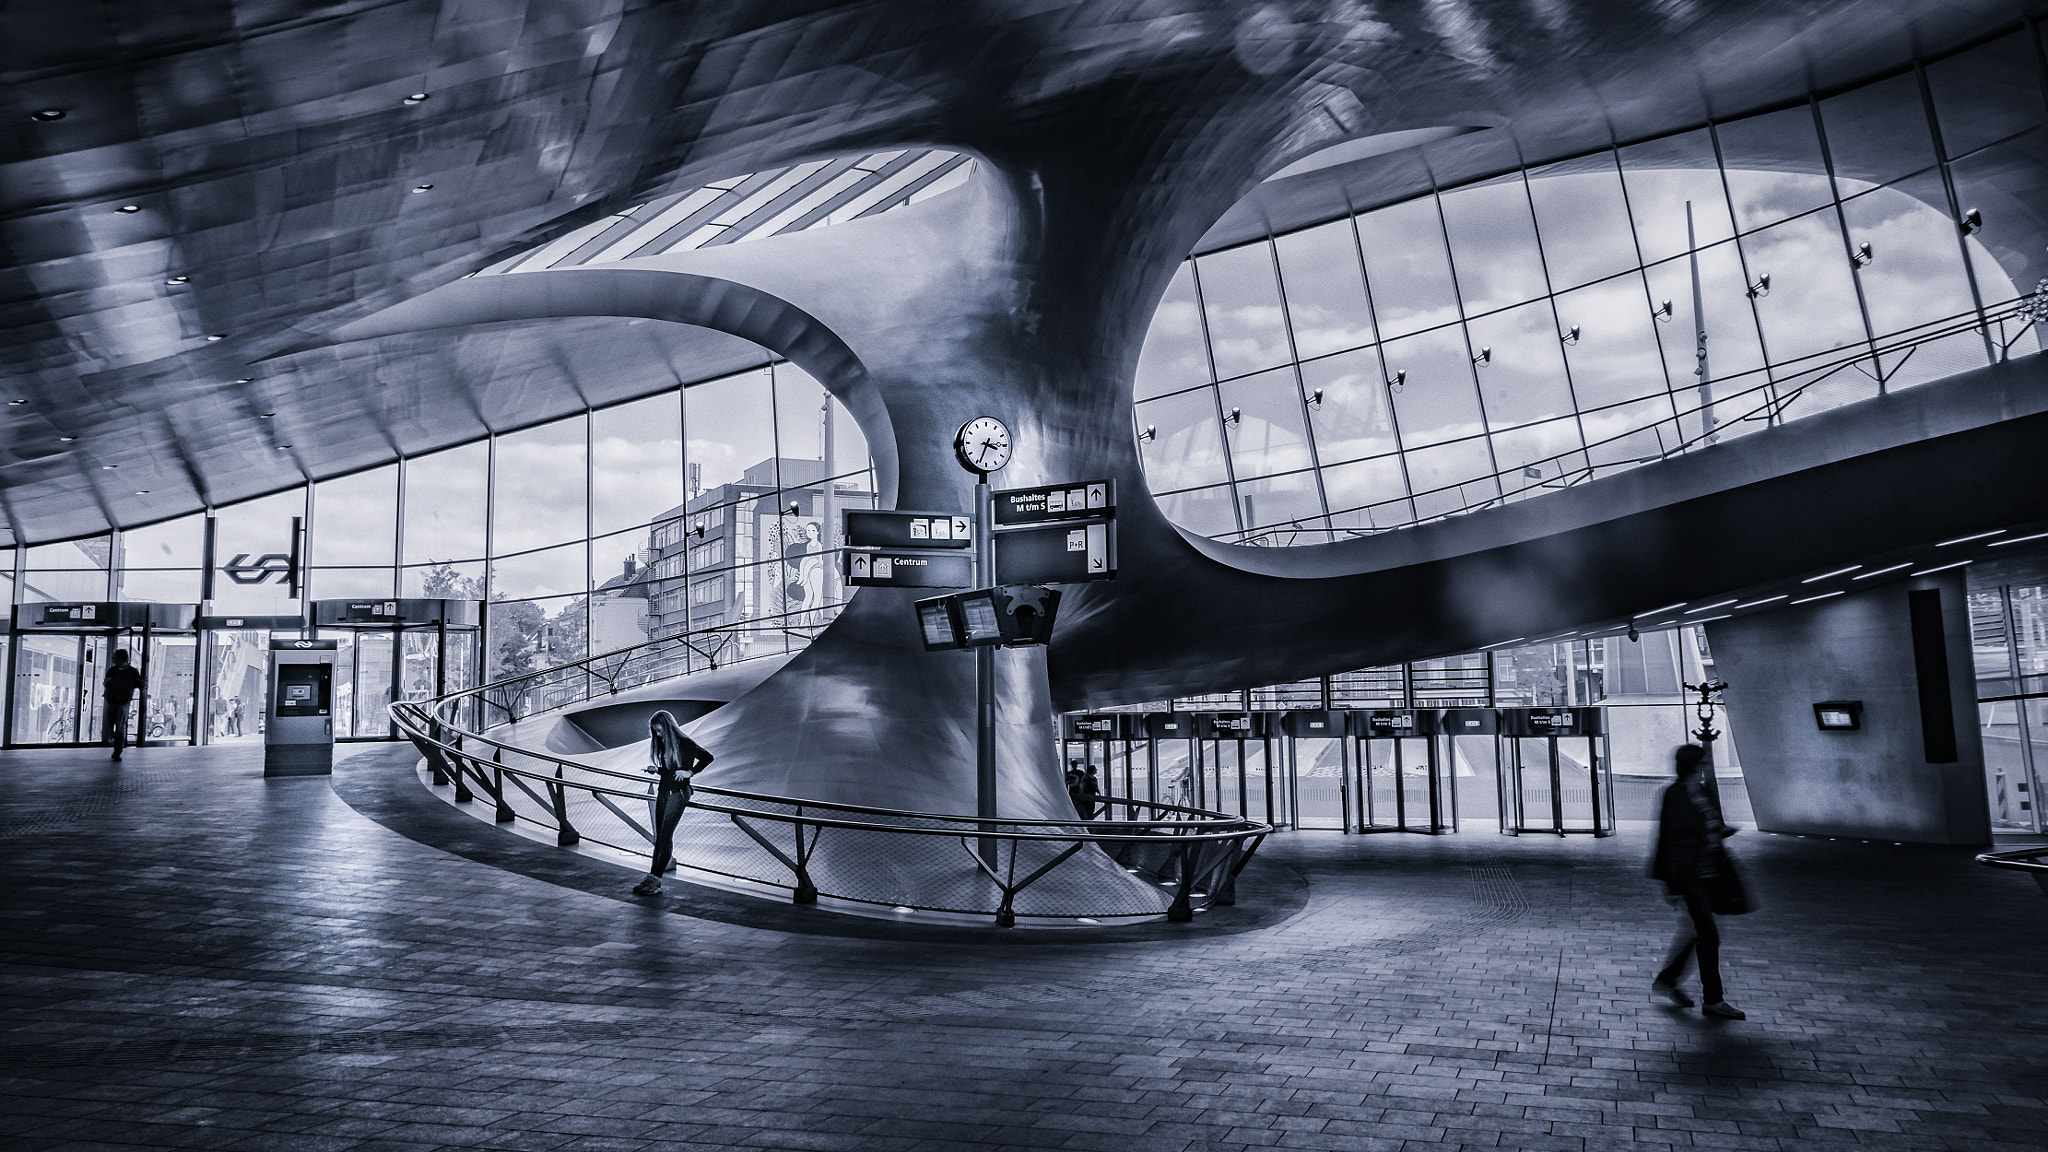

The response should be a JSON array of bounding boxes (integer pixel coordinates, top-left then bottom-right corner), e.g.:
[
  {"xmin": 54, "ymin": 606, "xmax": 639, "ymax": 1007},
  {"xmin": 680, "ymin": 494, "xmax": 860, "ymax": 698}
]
[
  {"xmin": 1386, "ymin": 370, "xmax": 1405, "ymax": 393},
  {"xmin": 1746, "ymin": 273, "xmax": 1770, "ymax": 298},
  {"xmin": 1306, "ymin": 389, "xmax": 1322, "ymax": 409},
  {"xmin": 1626, "ymin": 623, "xmax": 1640, "ymax": 643},
  {"xmin": 1560, "ymin": 326, "xmax": 1580, "ymax": 346},
  {"xmin": 1851, "ymin": 242, "xmax": 1874, "ymax": 268},
  {"xmin": 782, "ymin": 501, "xmax": 800, "ymax": 516},
  {"xmin": 1221, "ymin": 407, "xmax": 1241, "ymax": 427},
  {"xmin": 1137, "ymin": 424, "xmax": 1156, "ymax": 442},
  {"xmin": 1472, "ymin": 346, "xmax": 1491, "ymax": 366},
  {"xmin": 691, "ymin": 521, "xmax": 707, "ymax": 538},
  {"xmin": 1961, "ymin": 208, "xmax": 1983, "ymax": 235},
  {"xmin": 1653, "ymin": 301, "xmax": 1673, "ymax": 322}
]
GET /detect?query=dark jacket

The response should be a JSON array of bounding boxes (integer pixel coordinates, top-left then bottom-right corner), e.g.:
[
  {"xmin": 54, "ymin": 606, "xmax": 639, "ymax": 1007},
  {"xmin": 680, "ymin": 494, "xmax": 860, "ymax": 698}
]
[
  {"xmin": 1650, "ymin": 778, "xmax": 1722, "ymax": 895},
  {"xmin": 102, "ymin": 663, "xmax": 145, "ymax": 704}
]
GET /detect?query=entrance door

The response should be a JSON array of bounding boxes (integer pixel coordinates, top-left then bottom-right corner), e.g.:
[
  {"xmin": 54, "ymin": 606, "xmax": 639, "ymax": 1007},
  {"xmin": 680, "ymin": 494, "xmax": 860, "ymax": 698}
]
[
  {"xmin": 353, "ymin": 630, "xmax": 393, "ymax": 738},
  {"xmin": 1362, "ymin": 736, "xmax": 1448, "ymax": 832},
  {"xmin": 1290, "ymin": 737, "xmax": 1347, "ymax": 829},
  {"xmin": 1501, "ymin": 735, "xmax": 1615, "ymax": 836},
  {"xmin": 12, "ymin": 634, "xmax": 85, "ymax": 744},
  {"xmin": 141, "ymin": 635, "xmax": 198, "ymax": 743},
  {"xmin": 206, "ymin": 630, "xmax": 269, "ymax": 743}
]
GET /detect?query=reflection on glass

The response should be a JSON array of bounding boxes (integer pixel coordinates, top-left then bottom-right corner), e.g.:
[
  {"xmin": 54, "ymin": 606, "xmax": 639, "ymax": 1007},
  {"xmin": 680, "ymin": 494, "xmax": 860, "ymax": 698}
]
[
  {"xmin": 1155, "ymin": 485, "xmax": 1238, "ymax": 538},
  {"xmin": 1218, "ymin": 366, "xmax": 1313, "ymax": 480},
  {"xmin": 1236, "ymin": 473, "xmax": 1327, "ymax": 542},
  {"xmin": 312, "ymin": 568, "xmax": 395, "ymax": 599},
  {"xmin": 1440, "ymin": 175, "xmax": 1549, "ymax": 315},
  {"xmin": 1716, "ymin": 107, "xmax": 1831, "ymax": 231},
  {"xmin": 27, "ymin": 538, "xmax": 110, "ymax": 571},
  {"xmin": 1555, "ymin": 274, "xmax": 1671, "ymax": 411},
  {"xmin": 1134, "ymin": 263, "xmax": 1210, "ymax": 400},
  {"xmin": 1197, "ymin": 241, "xmax": 1291, "ymax": 379},
  {"xmin": 1301, "ymin": 346, "xmax": 1399, "ymax": 465},
  {"xmin": 1925, "ymin": 31, "xmax": 2045, "ymax": 161},
  {"xmin": 313, "ymin": 465, "xmax": 396, "ymax": 567},
  {"xmin": 1819, "ymin": 72, "xmax": 1938, "ymax": 187},
  {"xmin": 1135, "ymin": 389, "xmax": 1229, "ymax": 492},
  {"xmin": 1640, "ymin": 243, "xmax": 1769, "ymax": 431},
  {"xmin": 1466, "ymin": 301, "xmax": 1577, "ymax": 429},
  {"xmin": 20, "ymin": 570, "xmax": 109, "ymax": 603},
  {"xmin": 1743, "ymin": 211, "xmax": 1868, "ymax": 363},
  {"xmin": 1274, "ymin": 220, "xmax": 1375, "ymax": 360},
  {"xmin": 493, "ymin": 417, "xmax": 587, "ymax": 553},
  {"xmin": 122, "ymin": 512, "xmax": 205, "ymax": 570},
  {"xmin": 208, "ymin": 630, "xmax": 268, "ymax": 742},
  {"xmin": 1404, "ymin": 438, "xmax": 1496, "ymax": 519},
  {"xmin": 685, "ymin": 368, "xmax": 776, "ymax": 493},
  {"xmin": 118, "ymin": 568, "xmax": 200, "ymax": 603},
  {"xmin": 1840, "ymin": 175, "xmax": 1979, "ymax": 340},
  {"xmin": 1490, "ymin": 416, "xmax": 1586, "ymax": 477},
  {"xmin": 1356, "ymin": 196, "xmax": 1460, "ymax": 339},
  {"xmin": 1320, "ymin": 455, "xmax": 1410, "ymax": 530},
  {"xmin": 1945, "ymin": 129, "xmax": 2046, "ymax": 309},
  {"xmin": 1621, "ymin": 132, "xmax": 1739, "ymax": 264},
  {"xmin": 1526, "ymin": 157, "xmax": 1640, "ymax": 290},
  {"xmin": 402, "ymin": 441, "xmax": 488, "ymax": 564},
  {"xmin": 492, "ymin": 541, "xmax": 588, "ymax": 601},
  {"xmin": 1383, "ymin": 326, "xmax": 1485, "ymax": 448}
]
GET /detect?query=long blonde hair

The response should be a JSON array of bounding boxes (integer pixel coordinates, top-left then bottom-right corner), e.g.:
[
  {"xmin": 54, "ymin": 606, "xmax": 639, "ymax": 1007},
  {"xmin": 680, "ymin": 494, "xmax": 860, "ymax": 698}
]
[{"xmin": 649, "ymin": 710, "xmax": 688, "ymax": 772}]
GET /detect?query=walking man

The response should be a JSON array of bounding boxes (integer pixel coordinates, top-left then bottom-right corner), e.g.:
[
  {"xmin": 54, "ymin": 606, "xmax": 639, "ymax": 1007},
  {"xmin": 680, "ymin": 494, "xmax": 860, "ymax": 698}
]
[{"xmin": 102, "ymin": 649, "xmax": 146, "ymax": 760}]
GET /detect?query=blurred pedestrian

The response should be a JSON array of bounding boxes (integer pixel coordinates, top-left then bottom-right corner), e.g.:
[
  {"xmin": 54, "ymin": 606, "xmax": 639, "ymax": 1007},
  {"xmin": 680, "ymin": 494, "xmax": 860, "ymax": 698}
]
[
  {"xmin": 1650, "ymin": 743, "xmax": 1748, "ymax": 1019},
  {"xmin": 101, "ymin": 650, "xmax": 145, "ymax": 760}
]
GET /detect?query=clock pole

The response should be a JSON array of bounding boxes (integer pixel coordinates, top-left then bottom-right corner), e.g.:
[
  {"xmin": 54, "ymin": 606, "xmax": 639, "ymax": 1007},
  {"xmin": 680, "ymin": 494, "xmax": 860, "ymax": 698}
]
[{"xmin": 974, "ymin": 474, "xmax": 996, "ymax": 866}]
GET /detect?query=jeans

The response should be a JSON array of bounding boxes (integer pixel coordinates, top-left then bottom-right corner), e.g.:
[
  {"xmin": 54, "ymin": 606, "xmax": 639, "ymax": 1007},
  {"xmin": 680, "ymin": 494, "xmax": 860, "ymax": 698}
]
[
  {"xmin": 649, "ymin": 784, "xmax": 691, "ymax": 874},
  {"xmin": 101, "ymin": 700, "xmax": 132, "ymax": 754},
  {"xmin": 1656, "ymin": 886, "xmax": 1723, "ymax": 1004}
]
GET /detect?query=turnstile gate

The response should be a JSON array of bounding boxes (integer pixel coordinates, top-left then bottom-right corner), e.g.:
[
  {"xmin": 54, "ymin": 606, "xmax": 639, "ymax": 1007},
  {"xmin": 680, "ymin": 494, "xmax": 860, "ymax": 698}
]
[
  {"xmin": 1498, "ymin": 707, "xmax": 1614, "ymax": 836},
  {"xmin": 1355, "ymin": 709, "xmax": 1454, "ymax": 833}
]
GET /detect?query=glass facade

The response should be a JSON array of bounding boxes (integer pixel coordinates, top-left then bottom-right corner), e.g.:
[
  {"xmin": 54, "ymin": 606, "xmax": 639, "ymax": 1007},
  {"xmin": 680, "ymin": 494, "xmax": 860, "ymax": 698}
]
[
  {"xmin": 1137, "ymin": 43, "xmax": 2045, "ymax": 546},
  {"xmin": 0, "ymin": 360, "xmax": 874, "ymax": 744}
]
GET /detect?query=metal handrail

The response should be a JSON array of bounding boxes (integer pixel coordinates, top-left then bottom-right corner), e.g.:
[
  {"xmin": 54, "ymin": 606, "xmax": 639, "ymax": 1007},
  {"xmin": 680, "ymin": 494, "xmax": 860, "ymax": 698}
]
[
  {"xmin": 1205, "ymin": 299, "xmax": 2039, "ymax": 546},
  {"xmin": 1977, "ymin": 845, "xmax": 2048, "ymax": 900},
  {"xmin": 392, "ymin": 604, "xmax": 1271, "ymax": 925}
]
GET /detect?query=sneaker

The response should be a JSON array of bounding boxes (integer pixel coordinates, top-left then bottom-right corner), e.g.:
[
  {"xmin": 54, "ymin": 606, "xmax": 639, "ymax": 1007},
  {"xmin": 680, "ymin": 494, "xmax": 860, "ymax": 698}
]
[
  {"xmin": 630, "ymin": 878, "xmax": 662, "ymax": 896},
  {"xmin": 1652, "ymin": 978, "xmax": 1694, "ymax": 1007},
  {"xmin": 1702, "ymin": 1001, "xmax": 1746, "ymax": 1020}
]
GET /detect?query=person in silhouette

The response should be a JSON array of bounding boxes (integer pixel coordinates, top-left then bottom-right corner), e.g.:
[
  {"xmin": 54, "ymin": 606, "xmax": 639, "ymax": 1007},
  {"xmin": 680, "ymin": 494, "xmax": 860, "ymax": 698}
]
[
  {"xmin": 632, "ymin": 710, "xmax": 714, "ymax": 896},
  {"xmin": 101, "ymin": 649, "xmax": 146, "ymax": 760},
  {"xmin": 1651, "ymin": 743, "xmax": 1744, "ymax": 1019}
]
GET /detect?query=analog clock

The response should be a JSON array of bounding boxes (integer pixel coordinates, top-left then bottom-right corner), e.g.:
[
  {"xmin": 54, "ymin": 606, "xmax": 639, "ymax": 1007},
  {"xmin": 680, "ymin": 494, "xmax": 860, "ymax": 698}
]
[{"xmin": 954, "ymin": 416, "xmax": 1011, "ymax": 475}]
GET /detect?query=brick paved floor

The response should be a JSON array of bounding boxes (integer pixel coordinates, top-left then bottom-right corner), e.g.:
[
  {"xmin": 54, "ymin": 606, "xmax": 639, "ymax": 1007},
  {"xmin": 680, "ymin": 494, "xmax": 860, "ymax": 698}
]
[{"xmin": 2, "ymin": 742, "xmax": 2043, "ymax": 1152}]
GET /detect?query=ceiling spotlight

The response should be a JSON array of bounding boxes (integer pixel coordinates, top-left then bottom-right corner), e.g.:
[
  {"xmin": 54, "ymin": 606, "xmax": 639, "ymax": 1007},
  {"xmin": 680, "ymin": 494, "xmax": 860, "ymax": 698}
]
[
  {"xmin": 402, "ymin": 93, "xmax": 431, "ymax": 105},
  {"xmin": 1626, "ymin": 624, "xmax": 1639, "ymax": 643},
  {"xmin": 1387, "ymin": 370, "xmax": 1406, "ymax": 393},
  {"xmin": 411, "ymin": 183, "xmax": 434, "ymax": 193},
  {"xmin": 1138, "ymin": 424, "xmax": 1156, "ymax": 442},
  {"xmin": 165, "ymin": 275, "xmax": 188, "ymax": 285},
  {"xmin": 30, "ymin": 109, "xmax": 65, "ymax": 122},
  {"xmin": 206, "ymin": 333, "xmax": 226, "ymax": 341},
  {"xmin": 1473, "ymin": 346, "xmax": 1492, "ymax": 365},
  {"xmin": 1747, "ymin": 273, "xmax": 1771, "ymax": 298},
  {"xmin": 115, "ymin": 204, "xmax": 141, "ymax": 213},
  {"xmin": 1851, "ymin": 242, "xmax": 1874, "ymax": 268},
  {"xmin": 1653, "ymin": 301, "xmax": 1673, "ymax": 322},
  {"xmin": 1961, "ymin": 208, "xmax": 1982, "ymax": 235},
  {"xmin": 1560, "ymin": 326, "xmax": 1580, "ymax": 346}
]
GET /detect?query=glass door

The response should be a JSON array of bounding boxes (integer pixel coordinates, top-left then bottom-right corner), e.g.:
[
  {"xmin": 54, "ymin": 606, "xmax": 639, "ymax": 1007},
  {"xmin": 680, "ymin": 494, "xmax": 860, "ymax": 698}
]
[
  {"xmin": 353, "ymin": 630, "xmax": 393, "ymax": 738},
  {"xmin": 1290, "ymin": 736, "xmax": 1347, "ymax": 829},
  {"xmin": 12, "ymin": 634, "xmax": 84, "ymax": 745},
  {"xmin": 206, "ymin": 629, "xmax": 269, "ymax": 743},
  {"xmin": 141, "ymin": 635, "xmax": 198, "ymax": 743}
]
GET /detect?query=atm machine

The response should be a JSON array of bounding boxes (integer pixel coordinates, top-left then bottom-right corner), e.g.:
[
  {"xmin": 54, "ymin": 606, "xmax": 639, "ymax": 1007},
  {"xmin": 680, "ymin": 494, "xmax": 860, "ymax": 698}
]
[{"xmin": 265, "ymin": 638, "xmax": 337, "ymax": 776}]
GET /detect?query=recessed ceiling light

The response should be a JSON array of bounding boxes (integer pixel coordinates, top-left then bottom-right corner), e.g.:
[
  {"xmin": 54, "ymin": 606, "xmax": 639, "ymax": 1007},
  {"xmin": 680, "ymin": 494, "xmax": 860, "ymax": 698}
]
[
  {"xmin": 206, "ymin": 333, "xmax": 226, "ymax": 341},
  {"xmin": 1991, "ymin": 531, "xmax": 2048, "ymax": 548},
  {"xmin": 8, "ymin": 399, "xmax": 26, "ymax": 404},
  {"xmin": 1938, "ymin": 529, "xmax": 2004, "ymax": 546},
  {"xmin": 1800, "ymin": 565, "xmax": 1862, "ymax": 583},
  {"xmin": 1733, "ymin": 594, "xmax": 1788, "ymax": 608},
  {"xmin": 411, "ymin": 183, "xmax": 433, "ymax": 193},
  {"xmin": 1852, "ymin": 562, "xmax": 1913, "ymax": 580},
  {"xmin": 403, "ymin": 93, "xmax": 430, "ymax": 105},
  {"xmin": 1790, "ymin": 590, "xmax": 1845, "ymax": 605},
  {"xmin": 1683, "ymin": 599, "xmax": 1738, "ymax": 614},
  {"xmin": 258, "ymin": 413, "xmax": 274, "ymax": 418},
  {"xmin": 235, "ymin": 378, "xmax": 253, "ymax": 383},
  {"xmin": 101, "ymin": 464, "xmax": 117, "ymax": 470},
  {"xmin": 277, "ymin": 444, "xmax": 292, "ymax": 450},
  {"xmin": 57, "ymin": 436, "xmax": 76, "ymax": 442},
  {"xmin": 30, "ymin": 109, "xmax": 65, "ymax": 122},
  {"xmin": 1911, "ymin": 559, "xmax": 1974, "ymax": 576},
  {"xmin": 134, "ymin": 490, "xmax": 149, "ymax": 496},
  {"xmin": 1632, "ymin": 602, "xmax": 1685, "ymax": 618},
  {"xmin": 165, "ymin": 275, "xmax": 188, "ymax": 285},
  {"xmin": 115, "ymin": 204, "xmax": 140, "ymax": 213}
]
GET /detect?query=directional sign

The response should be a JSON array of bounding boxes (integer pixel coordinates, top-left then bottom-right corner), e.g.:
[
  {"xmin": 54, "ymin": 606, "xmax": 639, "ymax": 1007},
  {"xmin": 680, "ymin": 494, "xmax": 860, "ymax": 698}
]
[
  {"xmin": 844, "ymin": 509, "xmax": 974, "ymax": 549},
  {"xmin": 844, "ymin": 549, "xmax": 975, "ymax": 588},
  {"xmin": 991, "ymin": 519, "xmax": 1115, "ymax": 583},
  {"xmin": 992, "ymin": 479, "xmax": 1114, "ymax": 526}
]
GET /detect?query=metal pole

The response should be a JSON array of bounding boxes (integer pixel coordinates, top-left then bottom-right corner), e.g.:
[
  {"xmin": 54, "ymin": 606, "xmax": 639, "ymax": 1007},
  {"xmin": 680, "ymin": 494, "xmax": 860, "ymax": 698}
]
[
  {"xmin": 1689, "ymin": 201, "xmax": 1715, "ymax": 444},
  {"xmin": 975, "ymin": 478, "xmax": 995, "ymax": 864}
]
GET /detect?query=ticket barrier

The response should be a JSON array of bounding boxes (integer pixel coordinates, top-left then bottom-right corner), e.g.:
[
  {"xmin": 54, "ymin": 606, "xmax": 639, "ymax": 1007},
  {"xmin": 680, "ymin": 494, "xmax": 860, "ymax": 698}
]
[
  {"xmin": 1438, "ymin": 707, "xmax": 1500, "ymax": 827},
  {"xmin": 1191, "ymin": 712, "xmax": 1272, "ymax": 821},
  {"xmin": 1354, "ymin": 709, "xmax": 1453, "ymax": 834},
  {"xmin": 1280, "ymin": 710, "xmax": 1348, "ymax": 830},
  {"xmin": 7, "ymin": 602, "xmax": 199, "ymax": 748},
  {"xmin": 1144, "ymin": 712, "xmax": 1197, "ymax": 810},
  {"xmin": 1060, "ymin": 712, "xmax": 1144, "ymax": 808},
  {"xmin": 1498, "ymin": 707, "xmax": 1614, "ymax": 836}
]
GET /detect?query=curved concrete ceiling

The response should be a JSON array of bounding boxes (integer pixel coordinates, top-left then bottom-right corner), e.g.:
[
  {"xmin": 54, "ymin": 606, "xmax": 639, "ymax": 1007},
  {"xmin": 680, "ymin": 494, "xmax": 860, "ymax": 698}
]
[{"xmin": 1, "ymin": 0, "xmax": 2033, "ymax": 542}]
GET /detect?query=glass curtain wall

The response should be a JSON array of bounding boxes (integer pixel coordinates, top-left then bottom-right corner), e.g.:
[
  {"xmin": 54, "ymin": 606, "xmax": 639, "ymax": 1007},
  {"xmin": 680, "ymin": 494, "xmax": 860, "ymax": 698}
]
[
  {"xmin": 2, "ymin": 361, "xmax": 875, "ymax": 728},
  {"xmin": 1137, "ymin": 33, "xmax": 2045, "ymax": 545}
]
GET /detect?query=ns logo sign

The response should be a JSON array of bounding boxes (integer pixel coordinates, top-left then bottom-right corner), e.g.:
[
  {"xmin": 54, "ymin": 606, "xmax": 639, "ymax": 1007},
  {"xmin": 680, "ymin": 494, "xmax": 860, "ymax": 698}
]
[{"xmin": 223, "ymin": 553, "xmax": 294, "ymax": 585}]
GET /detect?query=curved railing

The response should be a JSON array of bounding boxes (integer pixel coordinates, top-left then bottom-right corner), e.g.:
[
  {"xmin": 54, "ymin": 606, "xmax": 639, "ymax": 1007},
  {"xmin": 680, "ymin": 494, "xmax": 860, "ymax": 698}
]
[
  {"xmin": 392, "ymin": 606, "xmax": 1270, "ymax": 926},
  {"xmin": 1199, "ymin": 298, "xmax": 2042, "ymax": 547},
  {"xmin": 1977, "ymin": 845, "xmax": 2048, "ymax": 901}
]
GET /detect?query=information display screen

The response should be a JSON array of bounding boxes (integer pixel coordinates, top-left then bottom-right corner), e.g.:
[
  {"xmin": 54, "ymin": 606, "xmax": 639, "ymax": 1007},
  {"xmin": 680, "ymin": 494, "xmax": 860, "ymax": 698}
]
[
  {"xmin": 918, "ymin": 601, "xmax": 956, "ymax": 650},
  {"xmin": 958, "ymin": 594, "xmax": 1001, "ymax": 644}
]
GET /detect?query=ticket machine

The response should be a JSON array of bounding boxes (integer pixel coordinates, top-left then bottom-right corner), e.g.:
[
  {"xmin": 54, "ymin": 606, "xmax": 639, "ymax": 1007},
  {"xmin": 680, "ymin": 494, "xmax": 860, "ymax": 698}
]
[{"xmin": 265, "ymin": 638, "xmax": 337, "ymax": 777}]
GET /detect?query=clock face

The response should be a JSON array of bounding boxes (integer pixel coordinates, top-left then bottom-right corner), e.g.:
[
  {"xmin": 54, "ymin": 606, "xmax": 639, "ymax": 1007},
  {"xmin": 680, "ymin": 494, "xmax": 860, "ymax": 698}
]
[{"xmin": 954, "ymin": 416, "xmax": 1011, "ymax": 474}]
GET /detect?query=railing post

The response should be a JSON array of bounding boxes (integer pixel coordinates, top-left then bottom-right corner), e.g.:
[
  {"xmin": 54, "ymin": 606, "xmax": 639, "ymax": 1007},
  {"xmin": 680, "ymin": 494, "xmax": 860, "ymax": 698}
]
[
  {"xmin": 1166, "ymin": 840, "xmax": 1196, "ymax": 922},
  {"xmin": 452, "ymin": 734, "xmax": 475, "ymax": 803},
  {"xmin": 552, "ymin": 764, "xmax": 580, "ymax": 847},
  {"xmin": 492, "ymin": 747, "xmax": 515, "ymax": 823}
]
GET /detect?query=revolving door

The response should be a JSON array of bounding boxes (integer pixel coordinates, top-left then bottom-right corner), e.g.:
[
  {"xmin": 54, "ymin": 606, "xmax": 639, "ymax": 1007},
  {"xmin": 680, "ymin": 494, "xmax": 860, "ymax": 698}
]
[
  {"xmin": 1498, "ymin": 707, "xmax": 1614, "ymax": 836},
  {"xmin": 7, "ymin": 602, "xmax": 200, "ymax": 748}
]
